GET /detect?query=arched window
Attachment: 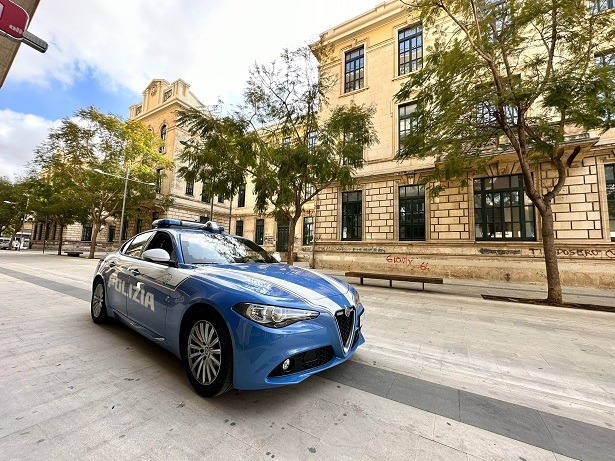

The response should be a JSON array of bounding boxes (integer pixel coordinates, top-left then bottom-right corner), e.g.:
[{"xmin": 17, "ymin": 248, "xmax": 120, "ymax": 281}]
[{"xmin": 160, "ymin": 124, "xmax": 167, "ymax": 141}]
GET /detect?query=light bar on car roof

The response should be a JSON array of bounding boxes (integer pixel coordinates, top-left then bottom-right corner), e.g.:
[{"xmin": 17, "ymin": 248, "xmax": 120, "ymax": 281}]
[{"xmin": 152, "ymin": 219, "xmax": 225, "ymax": 233}]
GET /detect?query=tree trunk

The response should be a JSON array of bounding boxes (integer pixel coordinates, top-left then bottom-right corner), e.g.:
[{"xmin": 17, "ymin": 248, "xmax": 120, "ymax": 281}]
[
  {"xmin": 89, "ymin": 223, "xmax": 100, "ymax": 259},
  {"xmin": 286, "ymin": 216, "xmax": 299, "ymax": 266},
  {"xmin": 57, "ymin": 225, "xmax": 64, "ymax": 255},
  {"xmin": 539, "ymin": 204, "xmax": 563, "ymax": 303}
]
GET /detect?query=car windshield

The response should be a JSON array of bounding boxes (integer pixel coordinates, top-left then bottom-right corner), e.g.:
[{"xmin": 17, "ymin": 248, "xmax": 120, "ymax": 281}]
[{"xmin": 180, "ymin": 233, "xmax": 276, "ymax": 264}]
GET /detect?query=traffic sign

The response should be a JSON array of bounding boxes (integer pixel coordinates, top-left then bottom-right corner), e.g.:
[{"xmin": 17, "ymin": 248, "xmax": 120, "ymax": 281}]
[
  {"xmin": 0, "ymin": 0, "xmax": 47, "ymax": 53},
  {"xmin": 0, "ymin": 0, "xmax": 28, "ymax": 41}
]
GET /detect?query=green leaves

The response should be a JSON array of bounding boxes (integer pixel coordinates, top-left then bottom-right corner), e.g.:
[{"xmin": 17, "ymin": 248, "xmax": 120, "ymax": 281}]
[
  {"xmin": 395, "ymin": 0, "xmax": 615, "ymax": 189},
  {"xmin": 178, "ymin": 46, "xmax": 378, "ymax": 224}
]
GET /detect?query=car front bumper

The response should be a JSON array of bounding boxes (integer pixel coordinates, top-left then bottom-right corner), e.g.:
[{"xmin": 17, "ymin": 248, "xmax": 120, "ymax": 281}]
[{"xmin": 230, "ymin": 305, "xmax": 365, "ymax": 390}]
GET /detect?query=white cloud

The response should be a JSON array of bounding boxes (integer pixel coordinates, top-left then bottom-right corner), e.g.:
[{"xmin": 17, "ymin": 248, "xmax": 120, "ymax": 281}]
[
  {"xmin": 4, "ymin": 1, "xmax": 381, "ymax": 179},
  {"xmin": 0, "ymin": 110, "xmax": 59, "ymax": 180},
  {"xmin": 10, "ymin": 0, "xmax": 380, "ymax": 106}
]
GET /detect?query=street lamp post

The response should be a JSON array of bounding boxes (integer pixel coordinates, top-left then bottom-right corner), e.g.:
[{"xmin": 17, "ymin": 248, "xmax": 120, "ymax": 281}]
[
  {"xmin": 90, "ymin": 168, "xmax": 155, "ymax": 248},
  {"xmin": 118, "ymin": 168, "xmax": 130, "ymax": 247},
  {"xmin": 20, "ymin": 195, "xmax": 29, "ymax": 251}
]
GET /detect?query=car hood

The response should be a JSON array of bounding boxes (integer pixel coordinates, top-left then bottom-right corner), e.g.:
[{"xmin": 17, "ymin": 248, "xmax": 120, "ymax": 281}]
[{"xmin": 191, "ymin": 263, "xmax": 353, "ymax": 314}]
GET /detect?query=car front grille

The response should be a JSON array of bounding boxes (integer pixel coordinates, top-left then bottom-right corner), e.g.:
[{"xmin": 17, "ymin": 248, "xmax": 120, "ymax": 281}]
[
  {"xmin": 268, "ymin": 346, "xmax": 334, "ymax": 377},
  {"xmin": 335, "ymin": 307, "xmax": 356, "ymax": 352}
]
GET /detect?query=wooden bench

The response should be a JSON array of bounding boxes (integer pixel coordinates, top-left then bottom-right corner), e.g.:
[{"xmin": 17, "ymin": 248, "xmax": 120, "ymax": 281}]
[
  {"xmin": 345, "ymin": 271, "xmax": 443, "ymax": 291},
  {"xmin": 64, "ymin": 251, "xmax": 83, "ymax": 257}
]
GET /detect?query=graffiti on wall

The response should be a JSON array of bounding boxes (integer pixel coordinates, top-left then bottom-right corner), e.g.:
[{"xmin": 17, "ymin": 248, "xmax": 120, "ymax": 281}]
[
  {"xmin": 318, "ymin": 246, "xmax": 387, "ymax": 253},
  {"xmin": 528, "ymin": 248, "xmax": 615, "ymax": 259},
  {"xmin": 385, "ymin": 255, "xmax": 430, "ymax": 271},
  {"xmin": 479, "ymin": 248, "xmax": 522, "ymax": 255}
]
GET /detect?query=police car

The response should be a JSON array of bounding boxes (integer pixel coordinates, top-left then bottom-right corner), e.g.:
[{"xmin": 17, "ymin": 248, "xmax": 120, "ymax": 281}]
[{"xmin": 91, "ymin": 219, "xmax": 364, "ymax": 397}]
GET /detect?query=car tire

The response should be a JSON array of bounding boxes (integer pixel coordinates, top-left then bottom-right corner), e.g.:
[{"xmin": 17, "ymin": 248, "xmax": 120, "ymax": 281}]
[
  {"xmin": 91, "ymin": 280, "xmax": 110, "ymax": 324},
  {"xmin": 182, "ymin": 309, "xmax": 233, "ymax": 397}
]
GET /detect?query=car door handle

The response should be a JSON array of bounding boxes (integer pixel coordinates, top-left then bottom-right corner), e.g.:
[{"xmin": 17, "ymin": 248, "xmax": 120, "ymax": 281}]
[
  {"xmin": 130, "ymin": 269, "xmax": 141, "ymax": 276},
  {"xmin": 109, "ymin": 262, "xmax": 116, "ymax": 267}
]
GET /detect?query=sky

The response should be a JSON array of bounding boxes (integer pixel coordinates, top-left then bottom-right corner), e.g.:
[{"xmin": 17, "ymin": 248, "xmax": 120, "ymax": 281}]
[{"xmin": 0, "ymin": 0, "xmax": 384, "ymax": 180}]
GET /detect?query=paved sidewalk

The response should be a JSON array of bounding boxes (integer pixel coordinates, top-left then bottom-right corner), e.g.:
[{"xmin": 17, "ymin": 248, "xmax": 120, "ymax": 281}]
[{"xmin": 1, "ymin": 251, "xmax": 614, "ymax": 460}]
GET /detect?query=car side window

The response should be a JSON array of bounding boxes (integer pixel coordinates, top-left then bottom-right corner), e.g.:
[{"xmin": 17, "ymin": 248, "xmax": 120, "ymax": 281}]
[
  {"xmin": 144, "ymin": 231, "xmax": 177, "ymax": 262},
  {"xmin": 122, "ymin": 231, "xmax": 154, "ymax": 258}
]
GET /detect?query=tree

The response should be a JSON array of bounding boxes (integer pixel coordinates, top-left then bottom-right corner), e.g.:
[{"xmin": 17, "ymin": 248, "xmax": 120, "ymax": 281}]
[
  {"xmin": 178, "ymin": 46, "xmax": 378, "ymax": 264},
  {"xmin": 395, "ymin": 0, "xmax": 615, "ymax": 303},
  {"xmin": 34, "ymin": 107, "xmax": 172, "ymax": 258},
  {"xmin": 24, "ymin": 176, "xmax": 86, "ymax": 255},
  {"xmin": 0, "ymin": 177, "xmax": 28, "ymax": 241}
]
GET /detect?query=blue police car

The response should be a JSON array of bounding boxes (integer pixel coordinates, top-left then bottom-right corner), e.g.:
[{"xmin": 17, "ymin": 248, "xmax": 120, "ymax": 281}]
[{"xmin": 91, "ymin": 219, "xmax": 364, "ymax": 396}]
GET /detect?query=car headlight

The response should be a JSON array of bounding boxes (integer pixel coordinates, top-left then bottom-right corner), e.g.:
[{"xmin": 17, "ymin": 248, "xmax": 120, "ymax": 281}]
[
  {"xmin": 232, "ymin": 303, "xmax": 319, "ymax": 328},
  {"xmin": 353, "ymin": 289, "xmax": 361, "ymax": 306}
]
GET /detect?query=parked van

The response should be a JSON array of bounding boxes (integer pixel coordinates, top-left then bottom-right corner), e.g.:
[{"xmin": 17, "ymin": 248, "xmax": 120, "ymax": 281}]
[{"xmin": 0, "ymin": 237, "xmax": 11, "ymax": 250}]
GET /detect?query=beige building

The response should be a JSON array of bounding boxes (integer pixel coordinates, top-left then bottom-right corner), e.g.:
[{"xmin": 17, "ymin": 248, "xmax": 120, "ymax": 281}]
[
  {"xmin": 312, "ymin": 1, "xmax": 615, "ymax": 287},
  {"xmin": 30, "ymin": 79, "xmax": 230, "ymax": 252},
  {"xmin": 128, "ymin": 79, "xmax": 230, "ymax": 227},
  {"xmin": 230, "ymin": 180, "xmax": 316, "ymax": 262}
]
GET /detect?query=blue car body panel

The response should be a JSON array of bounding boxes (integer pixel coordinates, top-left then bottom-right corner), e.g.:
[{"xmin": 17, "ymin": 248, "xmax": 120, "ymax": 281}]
[{"xmin": 93, "ymin": 225, "xmax": 364, "ymax": 390}]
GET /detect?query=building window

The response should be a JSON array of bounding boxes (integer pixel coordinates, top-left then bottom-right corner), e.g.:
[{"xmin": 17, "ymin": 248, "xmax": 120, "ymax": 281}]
[
  {"xmin": 303, "ymin": 217, "xmax": 314, "ymax": 245},
  {"xmin": 163, "ymin": 89, "xmax": 172, "ymax": 101},
  {"xmin": 135, "ymin": 106, "xmax": 142, "ymax": 116},
  {"xmin": 276, "ymin": 220, "xmax": 290, "ymax": 252},
  {"xmin": 236, "ymin": 220, "xmax": 244, "ymax": 237},
  {"xmin": 199, "ymin": 216, "xmax": 209, "ymax": 224},
  {"xmin": 606, "ymin": 165, "xmax": 615, "ymax": 241},
  {"xmin": 108, "ymin": 227, "xmax": 115, "ymax": 242},
  {"xmin": 201, "ymin": 184, "xmax": 210, "ymax": 203},
  {"xmin": 308, "ymin": 131, "xmax": 317, "ymax": 148},
  {"xmin": 237, "ymin": 184, "xmax": 246, "ymax": 208},
  {"xmin": 595, "ymin": 53, "xmax": 615, "ymax": 123},
  {"xmin": 304, "ymin": 184, "xmax": 316, "ymax": 200},
  {"xmin": 152, "ymin": 212, "xmax": 159, "ymax": 222},
  {"xmin": 155, "ymin": 168, "xmax": 163, "ymax": 193},
  {"xmin": 399, "ymin": 185, "xmax": 426, "ymax": 241},
  {"xmin": 81, "ymin": 225, "xmax": 93, "ymax": 242},
  {"xmin": 51, "ymin": 223, "xmax": 57, "ymax": 241},
  {"xmin": 344, "ymin": 46, "xmax": 364, "ymax": 93},
  {"xmin": 342, "ymin": 191, "xmax": 362, "ymax": 241},
  {"xmin": 185, "ymin": 181, "xmax": 194, "ymax": 196},
  {"xmin": 399, "ymin": 102, "xmax": 420, "ymax": 146},
  {"xmin": 476, "ymin": 81, "xmax": 519, "ymax": 133},
  {"xmin": 218, "ymin": 195, "xmax": 224, "ymax": 203},
  {"xmin": 136, "ymin": 219, "xmax": 143, "ymax": 234},
  {"xmin": 122, "ymin": 220, "xmax": 129, "ymax": 241},
  {"xmin": 160, "ymin": 124, "xmax": 167, "ymax": 141},
  {"xmin": 592, "ymin": 0, "xmax": 614, "ymax": 12},
  {"xmin": 255, "ymin": 219, "xmax": 264, "ymax": 245},
  {"xmin": 398, "ymin": 25, "xmax": 422, "ymax": 76},
  {"xmin": 473, "ymin": 174, "xmax": 536, "ymax": 241}
]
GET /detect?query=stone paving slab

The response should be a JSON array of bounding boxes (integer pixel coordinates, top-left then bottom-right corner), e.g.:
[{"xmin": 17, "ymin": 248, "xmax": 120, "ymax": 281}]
[{"xmin": 1, "ymin": 251, "xmax": 615, "ymax": 460}]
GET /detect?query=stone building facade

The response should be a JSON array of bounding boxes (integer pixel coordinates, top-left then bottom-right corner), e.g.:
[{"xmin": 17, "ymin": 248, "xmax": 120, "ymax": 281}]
[
  {"xmin": 229, "ymin": 180, "xmax": 316, "ymax": 262},
  {"xmin": 30, "ymin": 79, "xmax": 230, "ymax": 253},
  {"xmin": 312, "ymin": 1, "xmax": 615, "ymax": 287}
]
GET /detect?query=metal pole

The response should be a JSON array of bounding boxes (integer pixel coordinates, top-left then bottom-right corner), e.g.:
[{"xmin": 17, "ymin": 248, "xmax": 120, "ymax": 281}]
[
  {"xmin": 228, "ymin": 195, "xmax": 233, "ymax": 233},
  {"xmin": 19, "ymin": 196, "xmax": 29, "ymax": 251},
  {"xmin": 118, "ymin": 168, "xmax": 130, "ymax": 247},
  {"xmin": 310, "ymin": 195, "xmax": 318, "ymax": 269},
  {"xmin": 210, "ymin": 193, "xmax": 214, "ymax": 223}
]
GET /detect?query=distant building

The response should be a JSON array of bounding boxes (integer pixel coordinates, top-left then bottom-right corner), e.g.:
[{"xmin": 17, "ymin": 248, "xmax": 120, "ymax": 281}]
[
  {"xmin": 128, "ymin": 79, "xmax": 230, "ymax": 226},
  {"xmin": 312, "ymin": 1, "xmax": 615, "ymax": 287},
  {"xmin": 30, "ymin": 79, "xmax": 229, "ymax": 253}
]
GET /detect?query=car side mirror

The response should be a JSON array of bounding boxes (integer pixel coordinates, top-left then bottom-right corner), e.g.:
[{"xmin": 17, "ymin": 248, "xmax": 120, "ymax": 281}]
[{"xmin": 142, "ymin": 248, "xmax": 172, "ymax": 265}]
